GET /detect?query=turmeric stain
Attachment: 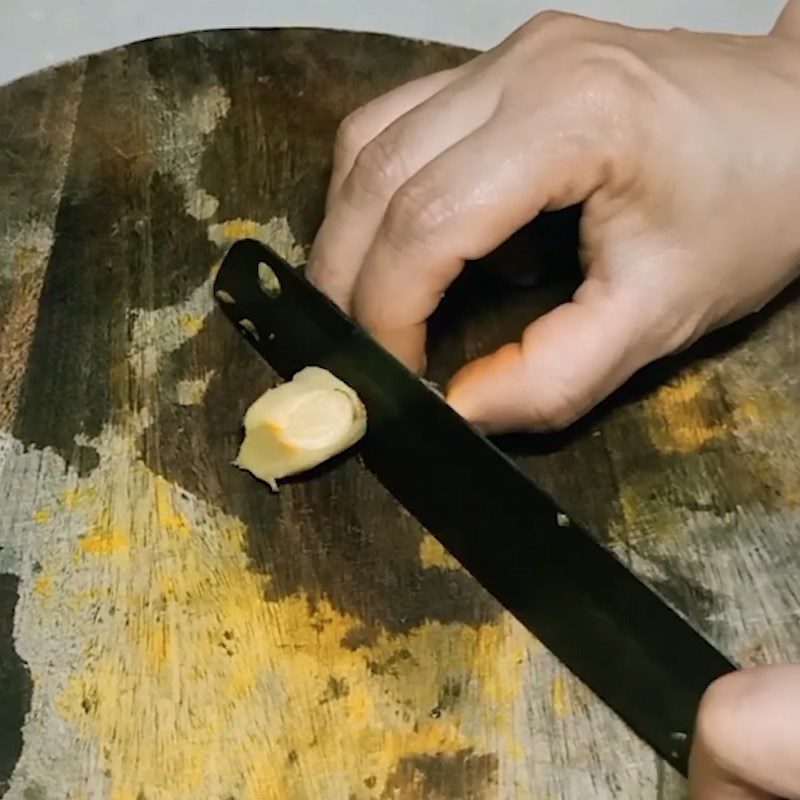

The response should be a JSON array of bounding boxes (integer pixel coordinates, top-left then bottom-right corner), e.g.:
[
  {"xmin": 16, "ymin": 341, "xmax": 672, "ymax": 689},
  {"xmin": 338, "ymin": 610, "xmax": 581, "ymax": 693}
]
[
  {"xmin": 551, "ymin": 674, "xmax": 569, "ymax": 717},
  {"xmin": 550, "ymin": 670, "xmax": 592, "ymax": 721},
  {"xmin": 616, "ymin": 489, "xmax": 653, "ymax": 536},
  {"xmin": 179, "ymin": 314, "xmax": 203, "ymax": 335},
  {"xmin": 645, "ymin": 371, "xmax": 725, "ymax": 453},
  {"xmin": 63, "ymin": 485, "xmax": 96, "ymax": 508},
  {"xmin": 33, "ymin": 507, "xmax": 52, "ymax": 524},
  {"xmin": 647, "ymin": 366, "xmax": 797, "ymax": 455},
  {"xmin": 154, "ymin": 477, "xmax": 190, "ymax": 536},
  {"xmin": 207, "ymin": 218, "xmax": 266, "ymax": 244},
  {"xmin": 66, "ymin": 587, "xmax": 103, "ymax": 612},
  {"xmin": 33, "ymin": 573, "xmax": 53, "ymax": 600},
  {"xmin": 207, "ymin": 218, "xmax": 307, "ymax": 265},
  {"xmin": 419, "ymin": 534, "xmax": 461, "ymax": 571},
  {"xmin": 48, "ymin": 459, "xmax": 524, "ymax": 800},
  {"xmin": 78, "ymin": 523, "xmax": 130, "ymax": 556}
]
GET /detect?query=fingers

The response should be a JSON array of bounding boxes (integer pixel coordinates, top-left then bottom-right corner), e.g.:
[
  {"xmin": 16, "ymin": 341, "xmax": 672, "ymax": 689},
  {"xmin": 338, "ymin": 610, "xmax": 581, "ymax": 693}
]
[
  {"xmin": 772, "ymin": 0, "xmax": 800, "ymax": 39},
  {"xmin": 308, "ymin": 70, "xmax": 498, "ymax": 310},
  {"xmin": 446, "ymin": 280, "xmax": 650, "ymax": 432},
  {"xmin": 325, "ymin": 68, "xmax": 463, "ymax": 207},
  {"xmin": 689, "ymin": 665, "xmax": 800, "ymax": 800},
  {"xmin": 350, "ymin": 115, "xmax": 607, "ymax": 371}
]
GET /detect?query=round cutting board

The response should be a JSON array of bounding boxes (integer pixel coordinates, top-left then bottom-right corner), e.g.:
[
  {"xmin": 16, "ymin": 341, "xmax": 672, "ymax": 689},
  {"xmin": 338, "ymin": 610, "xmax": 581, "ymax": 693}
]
[{"xmin": 1, "ymin": 28, "xmax": 799, "ymax": 800}]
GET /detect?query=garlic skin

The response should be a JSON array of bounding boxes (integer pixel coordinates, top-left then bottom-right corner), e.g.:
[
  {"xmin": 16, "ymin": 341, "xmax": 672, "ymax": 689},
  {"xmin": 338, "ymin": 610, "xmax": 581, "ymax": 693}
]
[{"xmin": 234, "ymin": 367, "xmax": 367, "ymax": 490}]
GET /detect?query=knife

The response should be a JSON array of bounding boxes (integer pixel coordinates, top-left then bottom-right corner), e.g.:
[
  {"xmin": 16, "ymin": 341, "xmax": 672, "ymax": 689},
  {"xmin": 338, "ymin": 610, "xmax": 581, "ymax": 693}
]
[{"xmin": 213, "ymin": 238, "xmax": 736, "ymax": 776}]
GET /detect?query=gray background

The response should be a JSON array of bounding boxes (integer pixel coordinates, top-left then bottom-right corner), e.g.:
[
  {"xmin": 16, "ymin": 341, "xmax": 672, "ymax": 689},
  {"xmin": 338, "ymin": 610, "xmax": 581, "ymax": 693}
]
[{"xmin": 0, "ymin": 0, "xmax": 788, "ymax": 87}]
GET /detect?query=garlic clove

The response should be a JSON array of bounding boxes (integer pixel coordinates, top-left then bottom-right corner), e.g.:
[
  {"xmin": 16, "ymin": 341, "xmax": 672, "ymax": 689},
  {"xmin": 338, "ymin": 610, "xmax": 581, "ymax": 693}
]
[{"xmin": 234, "ymin": 367, "xmax": 366, "ymax": 490}]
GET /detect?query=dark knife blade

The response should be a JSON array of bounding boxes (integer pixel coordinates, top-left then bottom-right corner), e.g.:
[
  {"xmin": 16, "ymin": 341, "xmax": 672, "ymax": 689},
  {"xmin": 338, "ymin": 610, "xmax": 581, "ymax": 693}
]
[{"xmin": 213, "ymin": 238, "xmax": 736, "ymax": 776}]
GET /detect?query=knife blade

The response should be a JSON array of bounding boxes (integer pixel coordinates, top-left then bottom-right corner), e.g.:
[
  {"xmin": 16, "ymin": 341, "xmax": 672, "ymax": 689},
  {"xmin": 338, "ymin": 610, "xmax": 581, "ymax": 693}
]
[{"xmin": 213, "ymin": 238, "xmax": 736, "ymax": 776}]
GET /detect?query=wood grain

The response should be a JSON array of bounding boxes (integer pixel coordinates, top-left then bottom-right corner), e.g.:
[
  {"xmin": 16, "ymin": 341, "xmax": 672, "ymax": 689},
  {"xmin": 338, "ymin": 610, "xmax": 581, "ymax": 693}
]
[{"xmin": 0, "ymin": 28, "xmax": 797, "ymax": 800}]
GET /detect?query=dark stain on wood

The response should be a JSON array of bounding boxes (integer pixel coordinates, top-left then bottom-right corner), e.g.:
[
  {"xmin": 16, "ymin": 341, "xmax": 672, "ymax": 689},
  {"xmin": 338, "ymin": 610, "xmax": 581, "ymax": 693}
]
[
  {"xmin": 14, "ymin": 50, "xmax": 217, "ymax": 471},
  {"xmin": 0, "ymin": 574, "xmax": 32, "ymax": 793},
  {"xmin": 379, "ymin": 749, "xmax": 499, "ymax": 799}
]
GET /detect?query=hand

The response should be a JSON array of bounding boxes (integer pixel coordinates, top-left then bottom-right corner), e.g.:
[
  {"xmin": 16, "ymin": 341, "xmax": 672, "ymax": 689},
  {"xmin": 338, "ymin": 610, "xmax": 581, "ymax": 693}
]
[
  {"xmin": 307, "ymin": 3, "xmax": 800, "ymax": 433},
  {"xmin": 690, "ymin": 664, "xmax": 800, "ymax": 799}
]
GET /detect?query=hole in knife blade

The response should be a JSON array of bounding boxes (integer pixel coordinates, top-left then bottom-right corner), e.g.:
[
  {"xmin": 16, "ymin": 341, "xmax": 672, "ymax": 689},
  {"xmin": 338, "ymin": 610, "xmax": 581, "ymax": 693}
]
[
  {"xmin": 239, "ymin": 318, "xmax": 260, "ymax": 341},
  {"xmin": 215, "ymin": 289, "xmax": 236, "ymax": 305},
  {"xmin": 258, "ymin": 261, "xmax": 281, "ymax": 297}
]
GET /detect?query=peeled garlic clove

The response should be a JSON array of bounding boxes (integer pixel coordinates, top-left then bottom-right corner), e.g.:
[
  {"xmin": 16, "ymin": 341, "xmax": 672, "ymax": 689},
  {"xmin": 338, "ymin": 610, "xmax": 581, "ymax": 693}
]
[{"xmin": 234, "ymin": 367, "xmax": 367, "ymax": 490}]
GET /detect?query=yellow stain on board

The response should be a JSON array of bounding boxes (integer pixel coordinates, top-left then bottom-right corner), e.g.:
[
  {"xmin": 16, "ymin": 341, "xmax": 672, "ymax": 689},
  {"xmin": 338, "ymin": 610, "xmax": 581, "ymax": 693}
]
[
  {"xmin": 32, "ymin": 573, "xmax": 53, "ymax": 600},
  {"xmin": 208, "ymin": 218, "xmax": 266, "ymax": 244},
  {"xmin": 66, "ymin": 587, "xmax": 104, "ymax": 613},
  {"xmin": 33, "ymin": 507, "xmax": 52, "ymax": 524},
  {"xmin": 418, "ymin": 534, "xmax": 461, "ymax": 571},
  {"xmin": 179, "ymin": 314, "xmax": 203, "ymax": 335},
  {"xmin": 549, "ymin": 672, "xmax": 589, "ymax": 719},
  {"xmin": 62, "ymin": 484, "xmax": 97, "ymax": 509},
  {"xmin": 647, "ymin": 366, "xmax": 798, "ymax": 455},
  {"xmin": 617, "ymin": 488, "xmax": 654, "ymax": 533},
  {"xmin": 45, "ymin": 459, "xmax": 524, "ymax": 800},
  {"xmin": 645, "ymin": 370, "xmax": 725, "ymax": 453},
  {"xmin": 78, "ymin": 523, "xmax": 130, "ymax": 556},
  {"xmin": 207, "ymin": 218, "xmax": 307, "ymax": 265},
  {"xmin": 606, "ymin": 481, "xmax": 684, "ymax": 550},
  {"xmin": 154, "ymin": 477, "xmax": 190, "ymax": 536},
  {"xmin": 551, "ymin": 674, "xmax": 570, "ymax": 717}
]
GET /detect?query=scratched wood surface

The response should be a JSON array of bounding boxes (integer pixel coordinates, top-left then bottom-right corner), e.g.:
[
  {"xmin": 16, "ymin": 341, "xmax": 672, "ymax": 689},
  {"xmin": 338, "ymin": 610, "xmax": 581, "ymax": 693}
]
[{"xmin": 0, "ymin": 28, "xmax": 798, "ymax": 800}]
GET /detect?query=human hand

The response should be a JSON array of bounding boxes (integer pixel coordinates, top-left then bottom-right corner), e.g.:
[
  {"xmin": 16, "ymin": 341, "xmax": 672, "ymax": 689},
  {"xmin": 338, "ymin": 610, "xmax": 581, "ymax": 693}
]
[
  {"xmin": 307, "ymin": 3, "xmax": 800, "ymax": 433},
  {"xmin": 690, "ymin": 664, "xmax": 800, "ymax": 800}
]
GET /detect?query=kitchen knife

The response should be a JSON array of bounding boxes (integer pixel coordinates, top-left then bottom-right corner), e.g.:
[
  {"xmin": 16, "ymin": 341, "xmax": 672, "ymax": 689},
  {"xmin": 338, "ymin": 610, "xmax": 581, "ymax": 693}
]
[{"xmin": 213, "ymin": 238, "xmax": 737, "ymax": 776}]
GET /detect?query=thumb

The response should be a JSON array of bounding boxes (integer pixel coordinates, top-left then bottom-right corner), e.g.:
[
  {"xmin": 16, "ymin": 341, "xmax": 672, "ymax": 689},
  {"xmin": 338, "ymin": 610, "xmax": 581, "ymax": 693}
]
[{"xmin": 446, "ymin": 284, "xmax": 652, "ymax": 434}]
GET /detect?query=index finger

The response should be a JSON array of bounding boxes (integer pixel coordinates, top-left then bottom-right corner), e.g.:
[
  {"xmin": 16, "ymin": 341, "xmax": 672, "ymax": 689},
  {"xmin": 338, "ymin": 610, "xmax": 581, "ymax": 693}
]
[{"xmin": 352, "ymin": 115, "xmax": 606, "ymax": 371}]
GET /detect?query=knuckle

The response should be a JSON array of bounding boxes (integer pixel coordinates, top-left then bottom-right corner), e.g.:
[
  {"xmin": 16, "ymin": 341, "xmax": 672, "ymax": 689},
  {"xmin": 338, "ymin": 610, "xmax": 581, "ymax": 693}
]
[
  {"xmin": 581, "ymin": 44, "xmax": 649, "ymax": 95},
  {"xmin": 529, "ymin": 380, "xmax": 585, "ymax": 431},
  {"xmin": 347, "ymin": 136, "xmax": 405, "ymax": 201},
  {"xmin": 384, "ymin": 183, "xmax": 448, "ymax": 247},
  {"xmin": 573, "ymin": 43, "xmax": 666, "ymax": 122},
  {"xmin": 513, "ymin": 10, "xmax": 588, "ymax": 46},
  {"xmin": 532, "ymin": 397, "xmax": 581, "ymax": 431},
  {"xmin": 518, "ymin": 339, "xmax": 589, "ymax": 431},
  {"xmin": 524, "ymin": 10, "xmax": 572, "ymax": 35},
  {"xmin": 334, "ymin": 108, "xmax": 372, "ymax": 161}
]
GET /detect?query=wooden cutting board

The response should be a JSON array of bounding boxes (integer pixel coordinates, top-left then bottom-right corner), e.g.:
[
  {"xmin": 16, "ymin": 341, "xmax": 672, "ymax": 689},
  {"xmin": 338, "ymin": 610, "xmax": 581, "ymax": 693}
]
[{"xmin": 1, "ymin": 27, "xmax": 798, "ymax": 800}]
